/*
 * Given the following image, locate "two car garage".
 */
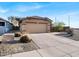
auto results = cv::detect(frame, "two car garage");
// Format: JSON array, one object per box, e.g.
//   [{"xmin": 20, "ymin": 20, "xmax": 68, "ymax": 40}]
[
  {"xmin": 20, "ymin": 16, "xmax": 52, "ymax": 33},
  {"xmin": 21, "ymin": 23, "xmax": 47, "ymax": 33}
]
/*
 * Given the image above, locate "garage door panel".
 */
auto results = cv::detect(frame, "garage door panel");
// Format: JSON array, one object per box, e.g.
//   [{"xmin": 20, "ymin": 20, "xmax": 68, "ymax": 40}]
[{"xmin": 21, "ymin": 23, "xmax": 47, "ymax": 33}]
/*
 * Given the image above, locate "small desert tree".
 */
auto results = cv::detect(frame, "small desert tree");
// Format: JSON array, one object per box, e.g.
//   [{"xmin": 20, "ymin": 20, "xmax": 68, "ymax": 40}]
[
  {"xmin": 54, "ymin": 22, "xmax": 65, "ymax": 32},
  {"xmin": 8, "ymin": 16, "xmax": 21, "ymax": 30},
  {"xmin": 8, "ymin": 16, "xmax": 20, "ymax": 22}
]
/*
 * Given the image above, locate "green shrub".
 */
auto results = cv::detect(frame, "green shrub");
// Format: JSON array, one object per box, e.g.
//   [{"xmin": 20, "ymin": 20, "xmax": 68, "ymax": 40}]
[{"xmin": 19, "ymin": 35, "xmax": 32, "ymax": 43}]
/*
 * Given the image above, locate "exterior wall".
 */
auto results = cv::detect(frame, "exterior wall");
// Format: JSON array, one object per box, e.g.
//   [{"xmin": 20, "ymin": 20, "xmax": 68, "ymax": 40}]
[
  {"xmin": 0, "ymin": 20, "xmax": 12, "ymax": 35},
  {"xmin": 5, "ymin": 22, "xmax": 12, "ymax": 32},
  {"xmin": 0, "ymin": 20, "xmax": 6, "ymax": 35},
  {"xmin": 20, "ymin": 19, "xmax": 51, "ymax": 33}
]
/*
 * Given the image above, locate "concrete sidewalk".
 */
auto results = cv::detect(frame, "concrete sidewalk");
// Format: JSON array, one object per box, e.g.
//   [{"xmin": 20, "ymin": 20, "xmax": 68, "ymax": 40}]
[{"xmin": 5, "ymin": 33, "xmax": 79, "ymax": 57}]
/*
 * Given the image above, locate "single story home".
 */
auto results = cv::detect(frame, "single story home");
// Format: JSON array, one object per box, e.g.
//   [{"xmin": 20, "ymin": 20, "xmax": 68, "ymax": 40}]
[
  {"xmin": 19, "ymin": 16, "xmax": 52, "ymax": 33},
  {"xmin": 0, "ymin": 18, "xmax": 13, "ymax": 35}
]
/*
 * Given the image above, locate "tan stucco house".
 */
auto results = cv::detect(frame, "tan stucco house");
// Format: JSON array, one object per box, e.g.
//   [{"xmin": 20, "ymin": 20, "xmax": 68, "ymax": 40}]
[{"xmin": 19, "ymin": 16, "xmax": 52, "ymax": 33}]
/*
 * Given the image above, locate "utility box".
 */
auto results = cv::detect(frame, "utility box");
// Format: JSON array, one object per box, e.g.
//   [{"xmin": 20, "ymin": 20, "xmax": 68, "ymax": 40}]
[{"xmin": 73, "ymin": 29, "xmax": 79, "ymax": 41}]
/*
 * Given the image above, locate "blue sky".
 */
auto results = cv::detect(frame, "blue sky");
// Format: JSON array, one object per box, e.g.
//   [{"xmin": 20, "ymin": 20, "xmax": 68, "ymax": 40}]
[{"xmin": 0, "ymin": 2, "xmax": 79, "ymax": 28}]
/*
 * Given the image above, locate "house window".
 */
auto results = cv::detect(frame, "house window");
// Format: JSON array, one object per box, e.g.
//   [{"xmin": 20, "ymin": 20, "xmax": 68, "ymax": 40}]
[{"xmin": 0, "ymin": 22, "xmax": 5, "ymax": 26}]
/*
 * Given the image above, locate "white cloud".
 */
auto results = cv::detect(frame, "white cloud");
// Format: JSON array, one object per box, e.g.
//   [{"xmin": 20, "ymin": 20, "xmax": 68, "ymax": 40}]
[
  {"xmin": 16, "ymin": 4, "xmax": 43, "ymax": 12},
  {"xmin": 14, "ymin": 3, "xmax": 54, "ymax": 13},
  {"xmin": 15, "ymin": 3, "xmax": 53, "ymax": 12},
  {"xmin": 0, "ymin": 7, "xmax": 8, "ymax": 13},
  {"xmin": 0, "ymin": 9, "xmax": 8, "ymax": 13}
]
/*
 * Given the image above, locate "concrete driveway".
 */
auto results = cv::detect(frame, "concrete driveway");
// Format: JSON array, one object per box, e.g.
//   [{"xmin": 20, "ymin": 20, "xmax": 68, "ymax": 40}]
[
  {"xmin": 5, "ymin": 33, "xmax": 79, "ymax": 57},
  {"xmin": 29, "ymin": 33, "xmax": 79, "ymax": 57}
]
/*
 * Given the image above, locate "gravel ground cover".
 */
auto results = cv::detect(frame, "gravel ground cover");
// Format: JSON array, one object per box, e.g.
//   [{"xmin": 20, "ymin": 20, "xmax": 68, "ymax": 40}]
[{"xmin": 0, "ymin": 41, "xmax": 39, "ymax": 56}]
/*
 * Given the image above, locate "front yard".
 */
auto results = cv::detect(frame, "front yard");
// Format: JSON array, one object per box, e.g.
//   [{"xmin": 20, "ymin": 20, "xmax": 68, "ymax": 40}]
[
  {"xmin": 0, "ymin": 33, "xmax": 39, "ymax": 56},
  {"xmin": 1, "ymin": 32, "xmax": 79, "ymax": 57},
  {"xmin": 0, "ymin": 41, "xmax": 39, "ymax": 56}
]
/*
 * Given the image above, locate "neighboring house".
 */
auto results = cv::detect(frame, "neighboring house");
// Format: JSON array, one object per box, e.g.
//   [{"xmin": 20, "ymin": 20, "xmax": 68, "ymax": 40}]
[
  {"xmin": 19, "ymin": 16, "xmax": 52, "ymax": 33},
  {"xmin": 0, "ymin": 18, "xmax": 13, "ymax": 35}
]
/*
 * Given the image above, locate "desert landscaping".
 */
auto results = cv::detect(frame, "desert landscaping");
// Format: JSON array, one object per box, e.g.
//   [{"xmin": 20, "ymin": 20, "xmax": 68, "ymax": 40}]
[
  {"xmin": 0, "ymin": 16, "xmax": 77, "ymax": 57},
  {"xmin": 0, "ymin": 2, "xmax": 79, "ymax": 57}
]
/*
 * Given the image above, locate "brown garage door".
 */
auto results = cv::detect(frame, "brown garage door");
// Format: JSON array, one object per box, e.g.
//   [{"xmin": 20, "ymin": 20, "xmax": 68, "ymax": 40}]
[{"xmin": 21, "ymin": 23, "xmax": 47, "ymax": 33}]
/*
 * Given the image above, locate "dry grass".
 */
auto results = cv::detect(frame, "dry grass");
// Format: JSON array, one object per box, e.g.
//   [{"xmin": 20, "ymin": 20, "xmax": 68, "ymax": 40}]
[
  {"xmin": 0, "ymin": 33, "xmax": 37, "ymax": 56},
  {"xmin": 0, "ymin": 41, "xmax": 39, "ymax": 56}
]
